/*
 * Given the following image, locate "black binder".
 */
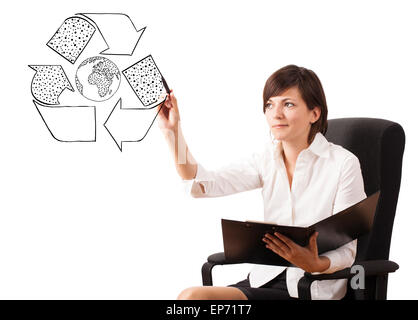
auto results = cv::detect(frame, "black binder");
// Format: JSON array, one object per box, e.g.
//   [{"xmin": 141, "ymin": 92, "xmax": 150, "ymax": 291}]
[{"xmin": 221, "ymin": 190, "xmax": 380, "ymax": 266}]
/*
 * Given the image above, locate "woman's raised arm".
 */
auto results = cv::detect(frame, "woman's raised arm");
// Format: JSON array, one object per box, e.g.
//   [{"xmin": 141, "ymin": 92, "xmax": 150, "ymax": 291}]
[{"xmin": 157, "ymin": 90, "xmax": 198, "ymax": 180}]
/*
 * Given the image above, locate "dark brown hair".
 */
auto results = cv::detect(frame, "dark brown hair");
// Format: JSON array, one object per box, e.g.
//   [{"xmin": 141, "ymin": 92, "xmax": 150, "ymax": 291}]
[{"xmin": 263, "ymin": 64, "xmax": 328, "ymax": 144}]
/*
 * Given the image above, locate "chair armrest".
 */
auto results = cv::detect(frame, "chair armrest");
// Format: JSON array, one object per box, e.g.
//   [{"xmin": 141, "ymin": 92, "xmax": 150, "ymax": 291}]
[
  {"xmin": 303, "ymin": 260, "xmax": 399, "ymax": 281},
  {"xmin": 202, "ymin": 252, "xmax": 246, "ymax": 286},
  {"xmin": 297, "ymin": 260, "xmax": 399, "ymax": 300},
  {"xmin": 207, "ymin": 252, "xmax": 247, "ymax": 265},
  {"xmin": 202, "ymin": 251, "xmax": 292, "ymax": 286},
  {"xmin": 206, "ymin": 252, "xmax": 228, "ymax": 265}
]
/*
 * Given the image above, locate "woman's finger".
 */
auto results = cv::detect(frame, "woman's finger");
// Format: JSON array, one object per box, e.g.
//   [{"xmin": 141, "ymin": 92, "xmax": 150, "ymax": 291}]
[
  {"xmin": 157, "ymin": 99, "xmax": 168, "ymax": 117},
  {"xmin": 309, "ymin": 232, "xmax": 318, "ymax": 243},
  {"xmin": 274, "ymin": 232, "xmax": 294, "ymax": 249},
  {"xmin": 264, "ymin": 240, "xmax": 287, "ymax": 258},
  {"xmin": 164, "ymin": 95, "xmax": 172, "ymax": 108},
  {"xmin": 264, "ymin": 233, "xmax": 285, "ymax": 248},
  {"xmin": 169, "ymin": 91, "xmax": 177, "ymax": 104},
  {"xmin": 265, "ymin": 233, "xmax": 290, "ymax": 251},
  {"xmin": 264, "ymin": 240, "xmax": 283, "ymax": 255},
  {"xmin": 171, "ymin": 93, "xmax": 177, "ymax": 103},
  {"xmin": 308, "ymin": 232, "xmax": 319, "ymax": 253},
  {"xmin": 263, "ymin": 235, "xmax": 289, "ymax": 254}
]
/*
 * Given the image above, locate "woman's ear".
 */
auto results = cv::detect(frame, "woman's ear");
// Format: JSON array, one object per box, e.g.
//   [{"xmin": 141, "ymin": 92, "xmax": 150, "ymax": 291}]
[{"xmin": 310, "ymin": 106, "xmax": 321, "ymax": 124}]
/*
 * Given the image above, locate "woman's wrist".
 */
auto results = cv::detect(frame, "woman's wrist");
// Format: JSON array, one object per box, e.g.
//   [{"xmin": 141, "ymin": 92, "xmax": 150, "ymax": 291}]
[{"xmin": 313, "ymin": 256, "xmax": 331, "ymax": 273}]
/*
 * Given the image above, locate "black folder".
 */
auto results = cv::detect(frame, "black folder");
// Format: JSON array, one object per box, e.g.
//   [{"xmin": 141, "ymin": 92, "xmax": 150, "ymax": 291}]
[{"xmin": 221, "ymin": 190, "xmax": 380, "ymax": 266}]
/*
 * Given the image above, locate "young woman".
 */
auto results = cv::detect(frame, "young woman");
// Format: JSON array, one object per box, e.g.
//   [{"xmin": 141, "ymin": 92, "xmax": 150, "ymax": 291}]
[{"xmin": 157, "ymin": 65, "xmax": 366, "ymax": 300}]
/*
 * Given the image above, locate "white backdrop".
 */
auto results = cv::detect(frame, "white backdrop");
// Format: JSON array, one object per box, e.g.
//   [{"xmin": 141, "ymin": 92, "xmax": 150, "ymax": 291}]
[{"xmin": 1, "ymin": 0, "xmax": 417, "ymax": 299}]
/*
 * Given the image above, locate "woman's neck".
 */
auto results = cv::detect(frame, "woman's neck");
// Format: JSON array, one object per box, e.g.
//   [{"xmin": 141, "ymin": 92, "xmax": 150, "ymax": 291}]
[{"xmin": 282, "ymin": 138, "xmax": 310, "ymax": 167}]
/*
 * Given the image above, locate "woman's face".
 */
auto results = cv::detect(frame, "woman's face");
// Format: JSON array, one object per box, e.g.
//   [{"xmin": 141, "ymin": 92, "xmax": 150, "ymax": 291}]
[{"xmin": 265, "ymin": 86, "xmax": 320, "ymax": 144}]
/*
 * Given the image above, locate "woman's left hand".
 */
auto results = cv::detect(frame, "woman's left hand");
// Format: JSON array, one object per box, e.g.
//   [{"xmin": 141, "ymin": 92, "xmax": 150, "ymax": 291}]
[{"xmin": 262, "ymin": 232, "xmax": 330, "ymax": 273}]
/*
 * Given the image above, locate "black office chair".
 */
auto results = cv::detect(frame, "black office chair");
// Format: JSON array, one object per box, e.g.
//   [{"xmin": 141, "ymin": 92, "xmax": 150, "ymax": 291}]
[{"xmin": 201, "ymin": 118, "xmax": 405, "ymax": 300}]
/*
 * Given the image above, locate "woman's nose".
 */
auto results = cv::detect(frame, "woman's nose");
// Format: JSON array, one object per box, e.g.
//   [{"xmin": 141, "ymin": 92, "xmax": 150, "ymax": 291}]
[{"xmin": 272, "ymin": 105, "xmax": 284, "ymax": 117}]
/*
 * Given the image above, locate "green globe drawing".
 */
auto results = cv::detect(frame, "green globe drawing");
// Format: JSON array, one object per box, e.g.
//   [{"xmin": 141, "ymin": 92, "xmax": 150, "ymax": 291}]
[{"xmin": 75, "ymin": 56, "xmax": 121, "ymax": 102}]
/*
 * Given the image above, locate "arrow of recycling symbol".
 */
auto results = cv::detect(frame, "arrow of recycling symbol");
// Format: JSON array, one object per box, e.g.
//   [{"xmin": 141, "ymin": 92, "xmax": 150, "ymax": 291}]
[
  {"xmin": 103, "ymin": 54, "xmax": 170, "ymax": 151},
  {"xmin": 30, "ymin": 64, "xmax": 96, "ymax": 142},
  {"xmin": 104, "ymin": 96, "xmax": 166, "ymax": 152},
  {"xmin": 78, "ymin": 13, "xmax": 146, "ymax": 56}
]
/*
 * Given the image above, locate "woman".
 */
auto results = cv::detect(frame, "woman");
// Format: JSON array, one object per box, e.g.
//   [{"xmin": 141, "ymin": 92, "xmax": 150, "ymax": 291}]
[{"xmin": 157, "ymin": 65, "xmax": 366, "ymax": 300}]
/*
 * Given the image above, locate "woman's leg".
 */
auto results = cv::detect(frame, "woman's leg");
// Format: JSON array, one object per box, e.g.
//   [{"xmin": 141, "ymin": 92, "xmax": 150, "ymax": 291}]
[{"xmin": 177, "ymin": 286, "xmax": 248, "ymax": 300}]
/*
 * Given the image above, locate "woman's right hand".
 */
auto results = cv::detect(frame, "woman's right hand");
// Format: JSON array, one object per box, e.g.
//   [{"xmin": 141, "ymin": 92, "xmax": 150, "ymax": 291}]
[{"xmin": 157, "ymin": 90, "xmax": 181, "ymax": 132}]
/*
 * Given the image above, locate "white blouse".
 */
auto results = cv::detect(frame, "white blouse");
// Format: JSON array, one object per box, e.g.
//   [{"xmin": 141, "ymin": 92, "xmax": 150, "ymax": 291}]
[{"xmin": 182, "ymin": 132, "xmax": 367, "ymax": 300}]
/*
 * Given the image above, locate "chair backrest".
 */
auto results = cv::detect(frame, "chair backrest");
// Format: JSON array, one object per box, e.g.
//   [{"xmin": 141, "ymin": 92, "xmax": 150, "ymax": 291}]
[{"xmin": 325, "ymin": 118, "xmax": 405, "ymax": 262}]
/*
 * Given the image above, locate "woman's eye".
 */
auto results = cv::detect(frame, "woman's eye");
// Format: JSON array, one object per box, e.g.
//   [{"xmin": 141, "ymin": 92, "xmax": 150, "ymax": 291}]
[{"xmin": 265, "ymin": 102, "xmax": 294, "ymax": 109}]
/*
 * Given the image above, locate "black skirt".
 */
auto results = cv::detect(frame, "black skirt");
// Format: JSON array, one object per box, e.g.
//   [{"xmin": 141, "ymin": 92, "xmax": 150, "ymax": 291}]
[{"xmin": 228, "ymin": 269, "xmax": 297, "ymax": 300}]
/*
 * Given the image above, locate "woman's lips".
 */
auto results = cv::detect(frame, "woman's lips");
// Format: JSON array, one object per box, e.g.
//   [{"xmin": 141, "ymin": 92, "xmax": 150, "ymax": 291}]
[{"xmin": 272, "ymin": 125, "xmax": 288, "ymax": 128}]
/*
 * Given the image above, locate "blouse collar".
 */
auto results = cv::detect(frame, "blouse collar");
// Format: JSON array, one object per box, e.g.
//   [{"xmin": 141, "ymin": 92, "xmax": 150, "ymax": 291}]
[{"xmin": 271, "ymin": 132, "xmax": 331, "ymax": 160}]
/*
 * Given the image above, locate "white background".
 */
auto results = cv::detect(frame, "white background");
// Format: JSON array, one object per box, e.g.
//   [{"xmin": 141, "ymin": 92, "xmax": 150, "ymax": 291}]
[{"xmin": 1, "ymin": 0, "xmax": 417, "ymax": 299}]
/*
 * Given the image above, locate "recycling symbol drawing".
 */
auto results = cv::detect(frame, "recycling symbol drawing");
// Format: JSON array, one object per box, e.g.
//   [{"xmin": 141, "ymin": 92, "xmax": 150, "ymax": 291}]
[{"xmin": 29, "ymin": 13, "xmax": 169, "ymax": 151}]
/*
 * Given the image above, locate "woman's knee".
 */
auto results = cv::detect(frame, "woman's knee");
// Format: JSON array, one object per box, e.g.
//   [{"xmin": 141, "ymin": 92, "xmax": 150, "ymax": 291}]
[
  {"xmin": 177, "ymin": 286, "xmax": 247, "ymax": 300},
  {"xmin": 177, "ymin": 286, "xmax": 208, "ymax": 300}
]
